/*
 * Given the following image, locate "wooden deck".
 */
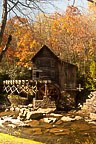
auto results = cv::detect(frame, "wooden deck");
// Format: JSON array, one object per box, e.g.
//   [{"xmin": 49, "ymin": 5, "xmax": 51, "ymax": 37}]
[
  {"xmin": 3, "ymin": 80, "xmax": 51, "ymax": 95},
  {"xmin": 3, "ymin": 80, "xmax": 82, "ymax": 96}
]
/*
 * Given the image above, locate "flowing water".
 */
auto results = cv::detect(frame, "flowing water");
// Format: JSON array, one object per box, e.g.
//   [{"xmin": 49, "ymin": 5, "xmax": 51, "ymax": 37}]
[{"xmin": 0, "ymin": 111, "xmax": 96, "ymax": 144}]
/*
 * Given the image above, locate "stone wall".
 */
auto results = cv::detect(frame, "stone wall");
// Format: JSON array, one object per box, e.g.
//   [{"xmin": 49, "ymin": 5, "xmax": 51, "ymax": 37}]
[
  {"xmin": 33, "ymin": 96, "xmax": 56, "ymax": 109},
  {"xmin": 81, "ymin": 91, "xmax": 96, "ymax": 114},
  {"xmin": 57, "ymin": 91, "xmax": 76, "ymax": 110}
]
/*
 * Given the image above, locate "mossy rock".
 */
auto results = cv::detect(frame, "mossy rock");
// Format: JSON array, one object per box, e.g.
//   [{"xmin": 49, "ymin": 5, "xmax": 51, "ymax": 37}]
[{"xmin": 8, "ymin": 94, "xmax": 28, "ymax": 106}]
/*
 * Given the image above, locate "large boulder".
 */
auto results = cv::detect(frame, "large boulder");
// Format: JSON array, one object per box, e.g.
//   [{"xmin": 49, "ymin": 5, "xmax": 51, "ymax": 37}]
[
  {"xmin": 37, "ymin": 108, "xmax": 56, "ymax": 114},
  {"xmin": 26, "ymin": 108, "xmax": 56, "ymax": 120},
  {"xmin": 26, "ymin": 111, "xmax": 43, "ymax": 120},
  {"xmin": 74, "ymin": 116, "xmax": 82, "ymax": 121},
  {"xmin": 90, "ymin": 113, "xmax": 96, "ymax": 121},
  {"xmin": 8, "ymin": 95, "xmax": 28, "ymax": 106},
  {"xmin": 61, "ymin": 116, "xmax": 74, "ymax": 122}
]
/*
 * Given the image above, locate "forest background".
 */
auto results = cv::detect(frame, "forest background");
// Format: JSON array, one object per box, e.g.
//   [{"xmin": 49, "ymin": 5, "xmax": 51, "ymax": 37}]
[{"xmin": 0, "ymin": 0, "xmax": 96, "ymax": 91}]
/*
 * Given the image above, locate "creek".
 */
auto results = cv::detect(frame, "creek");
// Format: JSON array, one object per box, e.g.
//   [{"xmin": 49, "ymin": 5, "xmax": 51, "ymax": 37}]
[{"xmin": 0, "ymin": 110, "xmax": 96, "ymax": 144}]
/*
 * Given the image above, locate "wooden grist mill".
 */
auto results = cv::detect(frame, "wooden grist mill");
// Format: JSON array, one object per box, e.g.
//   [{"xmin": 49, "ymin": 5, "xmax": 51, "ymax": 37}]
[{"xmin": 3, "ymin": 45, "xmax": 80, "ymax": 109}]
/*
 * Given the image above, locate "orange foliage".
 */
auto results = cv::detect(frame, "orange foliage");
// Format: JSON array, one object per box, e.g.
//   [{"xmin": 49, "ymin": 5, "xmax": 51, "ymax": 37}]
[
  {"xmin": 4, "ymin": 10, "xmax": 96, "ymax": 69},
  {"xmin": 66, "ymin": 5, "xmax": 81, "ymax": 16},
  {"xmin": 4, "ymin": 16, "xmax": 40, "ymax": 67},
  {"xmin": 47, "ymin": 8, "xmax": 96, "ymax": 64}
]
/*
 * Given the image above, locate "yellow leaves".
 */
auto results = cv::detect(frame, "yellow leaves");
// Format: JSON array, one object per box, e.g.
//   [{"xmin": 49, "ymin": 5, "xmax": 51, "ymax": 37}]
[
  {"xmin": 67, "ymin": 28, "xmax": 70, "ymax": 33},
  {"xmin": 89, "ymin": 39, "xmax": 93, "ymax": 48},
  {"xmin": 30, "ymin": 40, "xmax": 37, "ymax": 49},
  {"xmin": 5, "ymin": 13, "xmax": 95, "ymax": 68},
  {"xmin": 88, "ymin": 0, "xmax": 96, "ymax": 18},
  {"xmin": 15, "ymin": 27, "xmax": 39, "ymax": 67},
  {"xmin": 52, "ymin": 13, "xmax": 80, "ymax": 36},
  {"xmin": 52, "ymin": 21, "xmax": 59, "ymax": 31}
]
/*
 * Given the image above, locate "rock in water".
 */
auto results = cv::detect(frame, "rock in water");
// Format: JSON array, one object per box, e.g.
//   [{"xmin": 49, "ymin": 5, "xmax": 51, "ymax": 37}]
[
  {"xmin": 90, "ymin": 113, "xmax": 96, "ymax": 121},
  {"xmin": 43, "ymin": 117, "xmax": 57, "ymax": 123},
  {"xmin": 61, "ymin": 116, "xmax": 74, "ymax": 122},
  {"xmin": 74, "ymin": 116, "xmax": 82, "ymax": 121},
  {"xmin": 26, "ymin": 111, "xmax": 43, "ymax": 120},
  {"xmin": 37, "ymin": 108, "xmax": 56, "ymax": 114}
]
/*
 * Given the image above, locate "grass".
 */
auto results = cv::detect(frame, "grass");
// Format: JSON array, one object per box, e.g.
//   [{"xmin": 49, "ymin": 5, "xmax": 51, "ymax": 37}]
[{"xmin": 0, "ymin": 133, "xmax": 44, "ymax": 144}]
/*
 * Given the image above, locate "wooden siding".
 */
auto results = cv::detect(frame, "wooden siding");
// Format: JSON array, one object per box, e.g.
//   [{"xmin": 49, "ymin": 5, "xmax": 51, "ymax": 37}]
[
  {"xmin": 58, "ymin": 61, "xmax": 77, "ymax": 90},
  {"xmin": 32, "ymin": 45, "xmax": 78, "ymax": 90},
  {"xmin": 32, "ymin": 46, "xmax": 59, "ymax": 83}
]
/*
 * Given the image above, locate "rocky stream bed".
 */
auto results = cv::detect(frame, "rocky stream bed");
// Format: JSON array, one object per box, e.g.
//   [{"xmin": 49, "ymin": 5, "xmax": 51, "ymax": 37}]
[{"xmin": 0, "ymin": 91, "xmax": 96, "ymax": 144}]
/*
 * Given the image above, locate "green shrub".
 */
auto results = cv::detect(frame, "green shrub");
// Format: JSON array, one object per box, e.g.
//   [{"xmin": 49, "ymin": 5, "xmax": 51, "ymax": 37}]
[{"xmin": 85, "ymin": 61, "xmax": 96, "ymax": 90}]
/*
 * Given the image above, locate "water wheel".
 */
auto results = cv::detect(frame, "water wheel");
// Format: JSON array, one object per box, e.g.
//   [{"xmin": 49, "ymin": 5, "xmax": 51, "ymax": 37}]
[
  {"xmin": 37, "ymin": 83, "xmax": 60, "ymax": 102},
  {"xmin": 37, "ymin": 83, "xmax": 45, "ymax": 100}
]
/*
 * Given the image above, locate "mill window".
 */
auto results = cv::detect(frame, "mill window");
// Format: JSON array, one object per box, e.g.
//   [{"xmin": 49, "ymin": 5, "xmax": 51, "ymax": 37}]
[{"xmin": 36, "ymin": 72, "xmax": 39, "ymax": 78}]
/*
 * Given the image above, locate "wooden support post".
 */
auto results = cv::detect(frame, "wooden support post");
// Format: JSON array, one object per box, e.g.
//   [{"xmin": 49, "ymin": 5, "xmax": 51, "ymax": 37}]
[
  {"xmin": 44, "ymin": 80, "xmax": 47, "ymax": 97},
  {"xmin": 77, "ymin": 84, "xmax": 84, "ymax": 92},
  {"xmin": 35, "ymin": 81, "xmax": 38, "ymax": 99}
]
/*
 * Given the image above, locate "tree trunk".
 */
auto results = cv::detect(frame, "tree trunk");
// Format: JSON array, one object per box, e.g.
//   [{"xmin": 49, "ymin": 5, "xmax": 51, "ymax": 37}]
[
  {"xmin": 0, "ymin": 0, "xmax": 12, "ymax": 62},
  {"xmin": 0, "ymin": 35, "xmax": 12, "ymax": 62},
  {"xmin": 0, "ymin": 0, "xmax": 7, "ymax": 46}
]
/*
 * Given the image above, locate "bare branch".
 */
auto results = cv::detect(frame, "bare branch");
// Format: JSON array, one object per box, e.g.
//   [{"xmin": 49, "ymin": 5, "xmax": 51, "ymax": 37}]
[
  {"xmin": 7, "ymin": 1, "xmax": 19, "ymax": 13},
  {"xmin": 73, "ymin": 0, "xmax": 76, "ymax": 6},
  {"xmin": 15, "ymin": 5, "xmax": 33, "ymax": 21},
  {"xmin": 33, "ymin": 1, "xmax": 45, "ymax": 13},
  {"xmin": 87, "ymin": 0, "xmax": 96, "ymax": 5}
]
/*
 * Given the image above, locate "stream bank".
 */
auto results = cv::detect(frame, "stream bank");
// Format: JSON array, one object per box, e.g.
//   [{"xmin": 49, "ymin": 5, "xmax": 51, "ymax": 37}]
[
  {"xmin": 0, "ymin": 91, "xmax": 96, "ymax": 144},
  {"xmin": 0, "ymin": 107, "xmax": 96, "ymax": 144}
]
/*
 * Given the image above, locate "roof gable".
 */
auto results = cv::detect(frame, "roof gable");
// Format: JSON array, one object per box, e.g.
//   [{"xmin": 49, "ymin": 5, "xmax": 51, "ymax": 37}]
[
  {"xmin": 31, "ymin": 45, "xmax": 78, "ymax": 69},
  {"xmin": 32, "ymin": 45, "xmax": 59, "ymax": 62}
]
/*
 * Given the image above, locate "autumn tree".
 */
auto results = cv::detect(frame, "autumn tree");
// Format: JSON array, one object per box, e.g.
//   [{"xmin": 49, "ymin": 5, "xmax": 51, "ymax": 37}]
[
  {"xmin": 2, "ymin": 3, "xmax": 95, "ymax": 85},
  {"xmin": 11, "ymin": 5, "xmax": 95, "ymax": 72},
  {"xmin": 11, "ymin": 14, "xmax": 54, "ymax": 67},
  {"xmin": 0, "ymin": 0, "xmax": 58, "ymax": 63},
  {"xmin": 0, "ymin": 0, "xmax": 61, "ymax": 80}
]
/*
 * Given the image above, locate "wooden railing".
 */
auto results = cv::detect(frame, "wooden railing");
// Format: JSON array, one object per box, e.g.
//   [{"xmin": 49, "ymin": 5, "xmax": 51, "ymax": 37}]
[
  {"xmin": 3, "ymin": 80, "xmax": 83, "ymax": 95},
  {"xmin": 3, "ymin": 80, "xmax": 51, "ymax": 94},
  {"xmin": 3, "ymin": 80, "xmax": 37, "ymax": 94}
]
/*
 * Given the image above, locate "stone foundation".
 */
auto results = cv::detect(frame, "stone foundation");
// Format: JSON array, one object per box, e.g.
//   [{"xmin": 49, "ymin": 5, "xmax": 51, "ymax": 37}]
[
  {"xmin": 57, "ymin": 91, "xmax": 76, "ymax": 110},
  {"xmin": 33, "ymin": 96, "xmax": 56, "ymax": 109}
]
